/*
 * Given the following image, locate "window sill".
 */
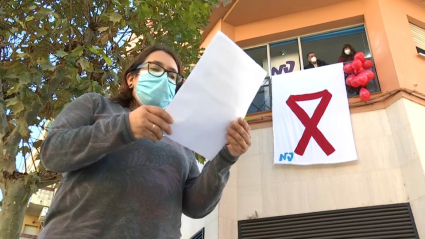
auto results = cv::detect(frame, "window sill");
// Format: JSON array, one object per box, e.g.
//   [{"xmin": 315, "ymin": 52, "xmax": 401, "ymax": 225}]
[{"xmin": 417, "ymin": 52, "xmax": 425, "ymax": 59}]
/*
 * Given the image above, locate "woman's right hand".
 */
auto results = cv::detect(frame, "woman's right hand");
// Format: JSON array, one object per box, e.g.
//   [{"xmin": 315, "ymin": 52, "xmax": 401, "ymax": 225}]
[{"xmin": 128, "ymin": 105, "xmax": 173, "ymax": 141}]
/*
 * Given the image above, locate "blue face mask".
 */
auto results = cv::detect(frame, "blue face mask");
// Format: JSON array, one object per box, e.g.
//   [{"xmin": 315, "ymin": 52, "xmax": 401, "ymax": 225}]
[{"xmin": 135, "ymin": 71, "xmax": 176, "ymax": 109}]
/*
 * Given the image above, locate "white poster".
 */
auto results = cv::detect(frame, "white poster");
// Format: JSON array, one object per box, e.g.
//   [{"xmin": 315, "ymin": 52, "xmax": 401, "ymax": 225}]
[{"xmin": 272, "ymin": 63, "xmax": 357, "ymax": 165}]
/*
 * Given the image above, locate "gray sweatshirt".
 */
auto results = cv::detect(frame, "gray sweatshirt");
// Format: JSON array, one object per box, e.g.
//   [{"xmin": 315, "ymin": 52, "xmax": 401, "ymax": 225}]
[{"xmin": 39, "ymin": 93, "xmax": 237, "ymax": 239}]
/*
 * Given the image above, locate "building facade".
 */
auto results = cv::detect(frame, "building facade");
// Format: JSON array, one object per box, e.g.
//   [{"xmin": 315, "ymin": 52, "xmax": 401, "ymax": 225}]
[
  {"xmin": 182, "ymin": 0, "xmax": 425, "ymax": 238},
  {"xmin": 19, "ymin": 121, "xmax": 55, "ymax": 239}
]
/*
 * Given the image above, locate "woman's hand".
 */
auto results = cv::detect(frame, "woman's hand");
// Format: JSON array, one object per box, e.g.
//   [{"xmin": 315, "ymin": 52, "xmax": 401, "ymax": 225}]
[
  {"xmin": 226, "ymin": 117, "xmax": 252, "ymax": 157},
  {"xmin": 129, "ymin": 105, "xmax": 173, "ymax": 141}
]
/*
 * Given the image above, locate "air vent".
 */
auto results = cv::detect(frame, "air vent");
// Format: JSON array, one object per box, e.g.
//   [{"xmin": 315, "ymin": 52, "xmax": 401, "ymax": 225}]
[
  {"xmin": 238, "ymin": 203, "xmax": 419, "ymax": 239},
  {"xmin": 190, "ymin": 228, "xmax": 205, "ymax": 239}
]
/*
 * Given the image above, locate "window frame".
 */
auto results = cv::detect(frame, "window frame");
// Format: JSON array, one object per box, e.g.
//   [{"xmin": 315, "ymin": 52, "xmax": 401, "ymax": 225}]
[
  {"xmin": 243, "ymin": 23, "xmax": 371, "ymax": 73},
  {"xmin": 243, "ymin": 24, "xmax": 378, "ymax": 115}
]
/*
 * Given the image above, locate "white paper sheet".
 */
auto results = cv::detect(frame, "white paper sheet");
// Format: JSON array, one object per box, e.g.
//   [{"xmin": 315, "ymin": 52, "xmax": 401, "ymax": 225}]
[{"xmin": 165, "ymin": 31, "xmax": 267, "ymax": 159}]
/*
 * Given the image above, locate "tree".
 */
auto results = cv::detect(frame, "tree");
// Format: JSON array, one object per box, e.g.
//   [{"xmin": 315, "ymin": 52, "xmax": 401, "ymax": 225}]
[{"xmin": 0, "ymin": 0, "xmax": 222, "ymax": 238}]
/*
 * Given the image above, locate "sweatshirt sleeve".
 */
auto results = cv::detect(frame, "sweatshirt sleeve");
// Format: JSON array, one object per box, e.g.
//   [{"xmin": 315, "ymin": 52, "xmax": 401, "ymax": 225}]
[
  {"xmin": 182, "ymin": 146, "xmax": 238, "ymax": 219},
  {"xmin": 40, "ymin": 93, "xmax": 136, "ymax": 173}
]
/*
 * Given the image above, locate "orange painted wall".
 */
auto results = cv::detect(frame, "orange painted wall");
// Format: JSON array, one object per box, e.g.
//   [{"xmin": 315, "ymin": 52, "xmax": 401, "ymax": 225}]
[
  {"xmin": 201, "ymin": 0, "xmax": 425, "ymax": 102},
  {"xmin": 234, "ymin": 0, "xmax": 364, "ymax": 46},
  {"xmin": 376, "ymin": 0, "xmax": 425, "ymax": 93},
  {"xmin": 200, "ymin": 20, "xmax": 235, "ymax": 50},
  {"xmin": 362, "ymin": 0, "xmax": 400, "ymax": 93}
]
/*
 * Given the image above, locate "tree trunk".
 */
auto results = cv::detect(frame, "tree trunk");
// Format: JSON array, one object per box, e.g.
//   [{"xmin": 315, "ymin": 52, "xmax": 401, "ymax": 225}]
[{"xmin": 0, "ymin": 177, "xmax": 32, "ymax": 239}]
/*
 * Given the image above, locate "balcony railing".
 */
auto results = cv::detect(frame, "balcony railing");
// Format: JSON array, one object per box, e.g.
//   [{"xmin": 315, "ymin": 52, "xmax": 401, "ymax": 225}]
[
  {"xmin": 247, "ymin": 76, "xmax": 272, "ymax": 114},
  {"xmin": 247, "ymin": 59, "xmax": 381, "ymax": 114},
  {"xmin": 20, "ymin": 234, "xmax": 37, "ymax": 239}
]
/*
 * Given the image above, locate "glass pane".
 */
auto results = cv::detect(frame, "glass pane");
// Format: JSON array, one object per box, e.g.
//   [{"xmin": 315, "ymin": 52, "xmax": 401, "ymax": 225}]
[
  {"xmin": 245, "ymin": 46, "xmax": 271, "ymax": 114},
  {"xmin": 269, "ymin": 39, "xmax": 300, "ymax": 76},
  {"xmin": 244, "ymin": 46, "xmax": 269, "ymax": 75}
]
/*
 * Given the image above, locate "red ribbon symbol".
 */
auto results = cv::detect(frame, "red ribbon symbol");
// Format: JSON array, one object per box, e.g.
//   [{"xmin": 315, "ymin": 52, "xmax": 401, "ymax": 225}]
[{"xmin": 286, "ymin": 90, "xmax": 335, "ymax": 156}]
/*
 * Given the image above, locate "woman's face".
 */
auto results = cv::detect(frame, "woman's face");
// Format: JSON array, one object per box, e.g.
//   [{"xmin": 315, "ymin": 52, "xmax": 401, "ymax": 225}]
[
  {"xmin": 127, "ymin": 51, "xmax": 179, "ymax": 105},
  {"xmin": 344, "ymin": 47, "xmax": 351, "ymax": 55}
]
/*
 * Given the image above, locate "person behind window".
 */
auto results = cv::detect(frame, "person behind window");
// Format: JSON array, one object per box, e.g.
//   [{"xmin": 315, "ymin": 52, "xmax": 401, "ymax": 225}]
[
  {"xmin": 338, "ymin": 44, "xmax": 357, "ymax": 62},
  {"xmin": 304, "ymin": 52, "xmax": 328, "ymax": 69}
]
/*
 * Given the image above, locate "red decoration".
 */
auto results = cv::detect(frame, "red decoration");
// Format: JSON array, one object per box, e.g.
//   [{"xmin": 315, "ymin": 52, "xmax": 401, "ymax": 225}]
[
  {"xmin": 363, "ymin": 70, "xmax": 375, "ymax": 81},
  {"xmin": 362, "ymin": 60, "xmax": 374, "ymax": 69},
  {"xmin": 351, "ymin": 77, "xmax": 360, "ymax": 87},
  {"xmin": 286, "ymin": 90, "xmax": 335, "ymax": 156},
  {"xmin": 359, "ymin": 88, "xmax": 371, "ymax": 101},
  {"xmin": 352, "ymin": 59, "xmax": 362, "ymax": 70},
  {"xmin": 343, "ymin": 63, "xmax": 354, "ymax": 74},
  {"xmin": 354, "ymin": 67, "xmax": 365, "ymax": 76},
  {"xmin": 346, "ymin": 74, "xmax": 355, "ymax": 87},
  {"xmin": 354, "ymin": 52, "xmax": 365, "ymax": 62},
  {"xmin": 356, "ymin": 74, "xmax": 368, "ymax": 87}
]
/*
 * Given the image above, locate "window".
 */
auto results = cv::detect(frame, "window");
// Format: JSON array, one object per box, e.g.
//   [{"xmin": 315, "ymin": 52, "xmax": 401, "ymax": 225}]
[
  {"xmin": 300, "ymin": 26, "xmax": 371, "ymax": 66},
  {"xmin": 245, "ymin": 46, "xmax": 272, "ymax": 114},
  {"xmin": 244, "ymin": 25, "xmax": 380, "ymax": 114},
  {"xmin": 245, "ymin": 46, "xmax": 268, "ymax": 74},
  {"xmin": 269, "ymin": 39, "xmax": 301, "ymax": 76},
  {"xmin": 20, "ymin": 225, "xmax": 38, "ymax": 239},
  {"xmin": 409, "ymin": 22, "xmax": 425, "ymax": 56},
  {"xmin": 23, "ymin": 225, "xmax": 38, "ymax": 235}
]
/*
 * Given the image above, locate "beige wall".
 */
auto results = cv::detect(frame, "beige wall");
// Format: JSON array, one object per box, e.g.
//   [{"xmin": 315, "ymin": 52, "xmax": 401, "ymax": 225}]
[{"xmin": 215, "ymin": 99, "xmax": 425, "ymax": 238}]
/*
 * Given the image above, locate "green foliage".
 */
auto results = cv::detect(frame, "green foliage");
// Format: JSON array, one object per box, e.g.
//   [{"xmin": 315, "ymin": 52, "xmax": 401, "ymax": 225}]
[
  {"xmin": 195, "ymin": 152, "xmax": 206, "ymax": 165},
  {"xmin": 0, "ymin": 0, "xmax": 218, "ymax": 164}
]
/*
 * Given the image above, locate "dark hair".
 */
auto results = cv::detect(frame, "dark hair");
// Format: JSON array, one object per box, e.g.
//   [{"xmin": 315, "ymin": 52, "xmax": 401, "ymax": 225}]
[
  {"xmin": 340, "ymin": 44, "xmax": 357, "ymax": 62},
  {"xmin": 111, "ymin": 45, "xmax": 183, "ymax": 108},
  {"xmin": 306, "ymin": 52, "xmax": 315, "ymax": 58}
]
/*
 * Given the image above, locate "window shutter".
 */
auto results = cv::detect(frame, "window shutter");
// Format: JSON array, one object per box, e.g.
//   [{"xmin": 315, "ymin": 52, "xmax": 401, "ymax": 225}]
[
  {"xmin": 410, "ymin": 22, "xmax": 425, "ymax": 51},
  {"xmin": 238, "ymin": 203, "xmax": 419, "ymax": 239},
  {"xmin": 190, "ymin": 228, "xmax": 205, "ymax": 239}
]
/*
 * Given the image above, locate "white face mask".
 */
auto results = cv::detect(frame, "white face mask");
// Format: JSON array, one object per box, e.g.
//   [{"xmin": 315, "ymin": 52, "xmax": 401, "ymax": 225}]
[
  {"xmin": 344, "ymin": 49, "xmax": 351, "ymax": 55},
  {"xmin": 310, "ymin": 57, "xmax": 317, "ymax": 63}
]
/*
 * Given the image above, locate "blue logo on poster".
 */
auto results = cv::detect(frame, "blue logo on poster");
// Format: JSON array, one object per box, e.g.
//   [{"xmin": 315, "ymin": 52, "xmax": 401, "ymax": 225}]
[
  {"xmin": 279, "ymin": 152, "xmax": 294, "ymax": 162},
  {"xmin": 271, "ymin": 61, "xmax": 295, "ymax": 76}
]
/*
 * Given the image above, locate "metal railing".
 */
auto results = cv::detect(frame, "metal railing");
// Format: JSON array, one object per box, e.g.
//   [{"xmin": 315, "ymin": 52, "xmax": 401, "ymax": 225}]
[
  {"xmin": 247, "ymin": 59, "xmax": 381, "ymax": 114},
  {"xmin": 20, "ymin": 234, "xmax": 37, "ymax": 239},
  {"xmin": 247, "ymin": 76, "xmax": 272, "ymax": 114}
]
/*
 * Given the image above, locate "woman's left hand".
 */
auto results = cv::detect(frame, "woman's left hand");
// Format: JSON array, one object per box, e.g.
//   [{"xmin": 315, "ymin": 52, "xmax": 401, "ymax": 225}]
[{"xmin": 226, "ymin": 117, "xmax": 252, "ymax": 157}]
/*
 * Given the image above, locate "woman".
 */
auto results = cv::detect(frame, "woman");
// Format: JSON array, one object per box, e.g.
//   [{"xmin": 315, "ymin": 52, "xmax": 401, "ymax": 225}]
[
  {"xmin": 338, "ymin": 44, "xmax": 357, "ymax": 62},
  {"xmin": 39, "ymin": 45, "xmax": 251, "ymax": 238}
]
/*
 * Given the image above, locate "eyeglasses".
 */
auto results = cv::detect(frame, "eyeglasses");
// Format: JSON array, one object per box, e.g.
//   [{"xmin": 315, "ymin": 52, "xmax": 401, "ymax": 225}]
[{"xmin": 136, "ymin": 62, "xmax": 184, "ymax": 85}]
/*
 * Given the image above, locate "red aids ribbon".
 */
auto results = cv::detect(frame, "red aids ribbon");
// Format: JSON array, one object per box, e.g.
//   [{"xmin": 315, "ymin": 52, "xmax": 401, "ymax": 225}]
[{"xmin": 286, "ymin": 90, "xmax": 335, "ymax": 156}]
